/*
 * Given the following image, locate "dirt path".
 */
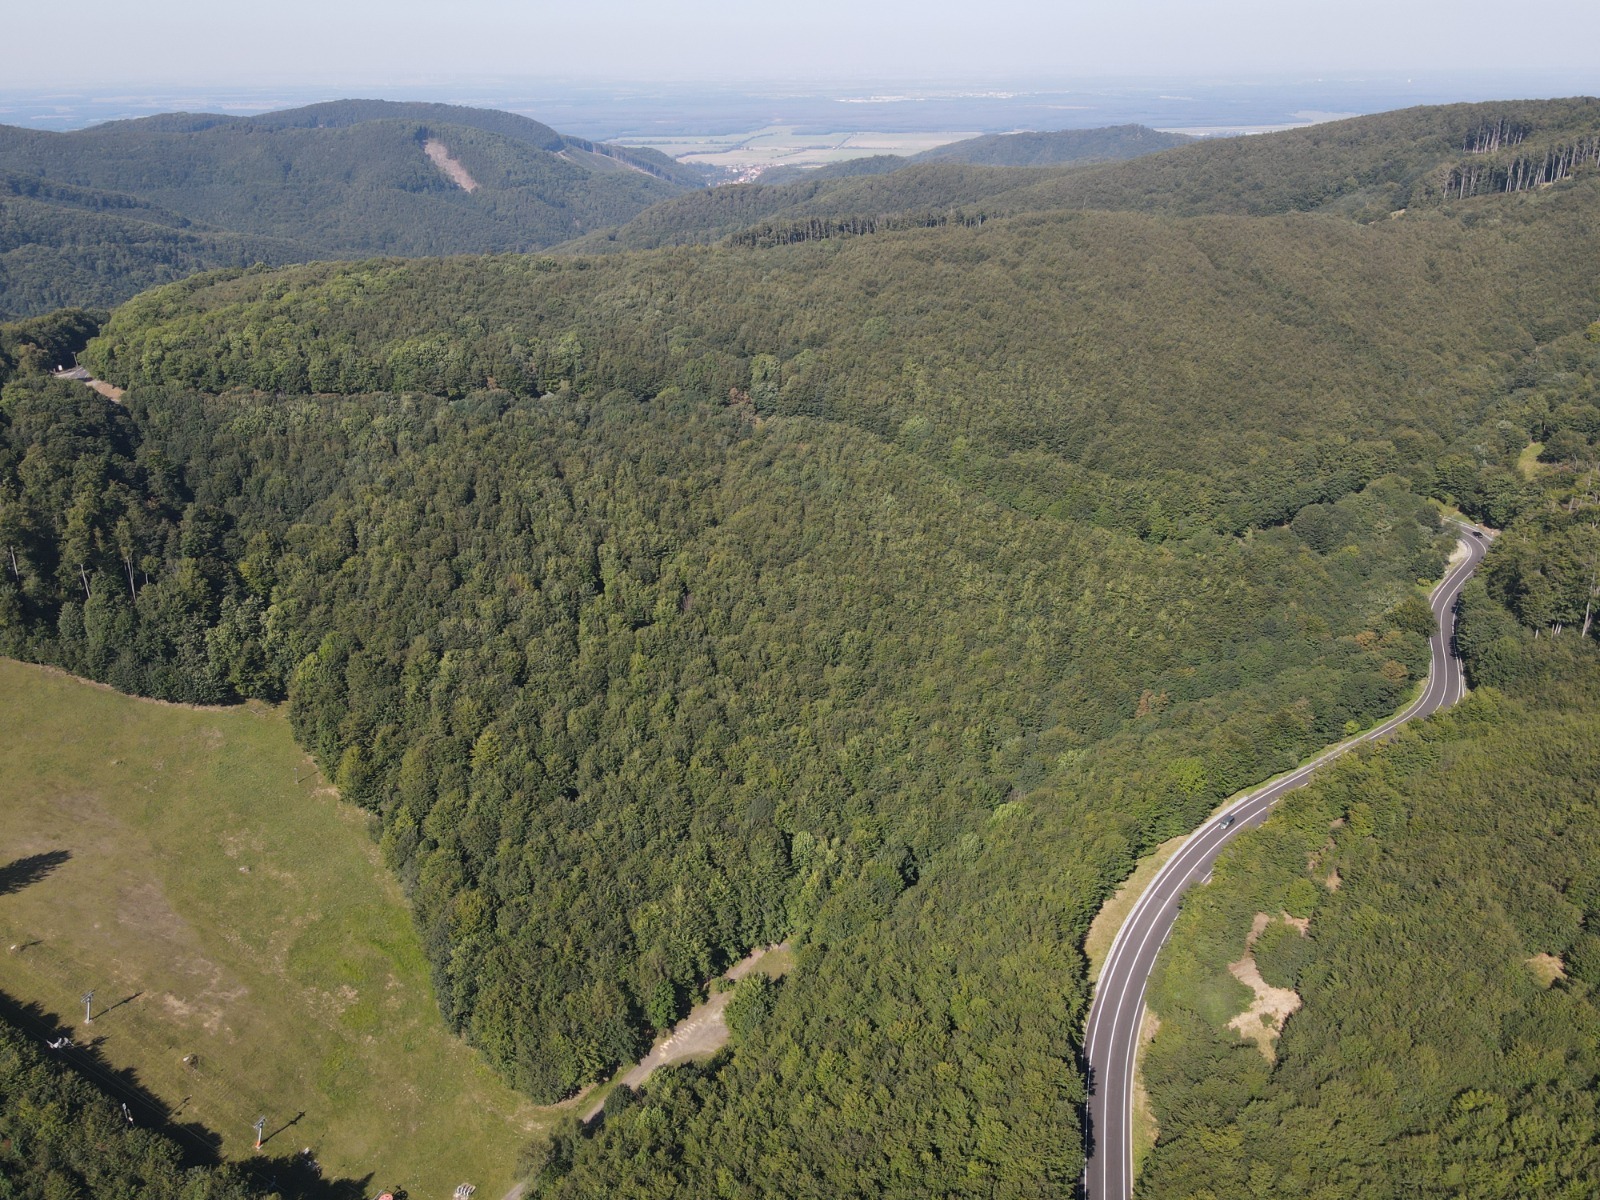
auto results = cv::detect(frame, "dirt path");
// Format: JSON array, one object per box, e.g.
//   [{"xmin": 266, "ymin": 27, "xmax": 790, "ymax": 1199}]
[
  {"xmin": 53, "ymin": 367, "xmax": 124, "ymax": 402},
  {"xmin": 578, "ymin": 942, "xmax": 790, "ymax": 1122},
  {"xmin": 424, "ymin": 139, "xmax": 479, "ymax": 192},
  {"xmin": 499, "ymin": 947, "xmax": 793, "ymax": 1198},
  {"xmin": 588, "ymin": 146, "xmax": 658, "ymax": 178}
]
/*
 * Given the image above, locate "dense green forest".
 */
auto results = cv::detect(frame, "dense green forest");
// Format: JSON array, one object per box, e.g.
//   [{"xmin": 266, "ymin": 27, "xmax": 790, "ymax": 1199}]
[
  {"xmin": 1137, "ymin": 359, "xmax": 1600, "ymax": 1197},
  {"xmin": 2, "ymin": 97, "xmax": 1599, "ymax": 1195},
  {"xmin": 0, "ymin": 100, "xmax": 704, "ymax": 317},
  {"xmin": 1136, "ymin": 660, "xmax": 1600, "ymax": 1199},
  {"xmin": 0, "ymin": 174, "xmax": 314, "ymax": 317},
  {"xmin": 0, "ymin": 352, "xmax": 1455, "ymax": 1101},
  {"xmin": 84, "ymin": 169, "xmax": 1600, "ymax": 539}
]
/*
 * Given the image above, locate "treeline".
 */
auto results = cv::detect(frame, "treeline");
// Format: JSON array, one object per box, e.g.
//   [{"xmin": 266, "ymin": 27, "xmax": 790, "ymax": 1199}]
[
  {"xmin": 727, "ymin": 209, "xmax": 993, "ymax": 249},
  {"xmin": 0, "ymin": 993, "xmax": 297, "ymax": 1199},
  {"xmin": 1435, "ymin": 135, "xmax": 1600, "ymax": 201},
  {"xmin": 563, "ymin": 164, "xmax": 1045, "ymax": 255}
]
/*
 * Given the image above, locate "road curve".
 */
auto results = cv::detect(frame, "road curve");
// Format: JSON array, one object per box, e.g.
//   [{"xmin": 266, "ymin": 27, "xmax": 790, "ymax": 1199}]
[{"xmin": 1081, "ymin": 524, "xmax": 1489, "ymax": 1200}]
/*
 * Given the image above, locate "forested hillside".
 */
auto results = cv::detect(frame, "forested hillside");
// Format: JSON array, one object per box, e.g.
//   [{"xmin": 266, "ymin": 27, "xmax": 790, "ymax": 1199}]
[
  {"xmin": 569, "ymin": 97, "xmax": 1600, "ymax": 253},
  {"xmin": 0, "ymin": 352, "xmax": 1456, "ymax": 1095},
  {"xmin": 1137, "ymin": 339, "xmax": 1600, "ymax": 1196},
  {"xmin": 984, "ymin": 95, "xmax": 1600, "ymax": 217},
  {"xmin": 561, "ymin": 162, "xmax": 1032, "ymax": 253},
  {"xmin": 89, "ymin": 173, "xmax": 1600, "ymax": 537},
  {"xmin": 2, "ymin": 98, "xmax": 1599, "ymax": 1196},
  {"xmin": 0, "ymin": 306, "xmax": 103, "ymax": 383},
  {"xmin": 0, "ymin": 100, "xmax": 704, "ymax": 317},
  {"xmin": 0, "ymin": 173, "xmax": 314, "ymax": 317},
  {"xmin": 1138, "ymin": 654, "xmax": 1600, "ymax": 1199}
]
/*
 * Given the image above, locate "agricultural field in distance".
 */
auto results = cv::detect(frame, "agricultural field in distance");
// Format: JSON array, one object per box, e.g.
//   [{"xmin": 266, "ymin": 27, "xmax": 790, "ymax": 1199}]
[
  {"xmin": 0, "ymin": 658, "xmax": 540, "ymax": 1198},
  {"xmin": 614, "ymin": 124, "xmax": 982, "ymax": 175}
]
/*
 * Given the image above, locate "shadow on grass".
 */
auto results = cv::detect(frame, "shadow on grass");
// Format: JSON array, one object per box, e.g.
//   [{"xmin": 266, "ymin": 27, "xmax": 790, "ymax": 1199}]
[
  {"xmin": 260, "ymin": 1108, "xmax": 306, "ymax": 1148},
  {"xmin": 0, "ymin": 848, "xmax": 70, "ymax": 895},
  {"xmin": 93, "ymin": 990, "xmax": 144, "ymax": 1020},
  {"xmin": 0, "ymin": 987, "xmax": 374, "ymax": 1199}
]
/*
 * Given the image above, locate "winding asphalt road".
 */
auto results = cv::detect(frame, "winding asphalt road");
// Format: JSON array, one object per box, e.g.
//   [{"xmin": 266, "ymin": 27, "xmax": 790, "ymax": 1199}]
[{"xmin": 1081, "ymin": 524, "xmax": 1490, "ymax": 1200}]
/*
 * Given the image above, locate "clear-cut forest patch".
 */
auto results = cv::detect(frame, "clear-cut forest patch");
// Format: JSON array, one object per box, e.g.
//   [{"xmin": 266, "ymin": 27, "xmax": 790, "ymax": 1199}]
[
  {"xmin": 1225, "ymin": 912, "xmax": 1306, "ymax": 1059},
  {"xmin": 425, "ymin": 138, "xmax": 480, "ymax": 192}
]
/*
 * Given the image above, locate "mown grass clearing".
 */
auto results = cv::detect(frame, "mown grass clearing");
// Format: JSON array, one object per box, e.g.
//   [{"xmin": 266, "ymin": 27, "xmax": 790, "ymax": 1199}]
[{"xmin": 0, "ymin": 659, "xmax": 540, "ymax": 1197}]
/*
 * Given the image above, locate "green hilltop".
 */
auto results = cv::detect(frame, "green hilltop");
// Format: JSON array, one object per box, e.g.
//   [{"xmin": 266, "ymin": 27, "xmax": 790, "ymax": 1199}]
[
  {"xmin": 0, "ymin": 99, "xmax": 707, "ymax": 318},
  {"xmin": 912, "ymin": 123, "xmax": 1194, "ymax": 166}
]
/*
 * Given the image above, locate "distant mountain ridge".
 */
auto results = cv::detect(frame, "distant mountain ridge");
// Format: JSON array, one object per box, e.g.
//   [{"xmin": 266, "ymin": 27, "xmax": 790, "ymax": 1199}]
[
  {"xmin": 566, "ymin": 97, "xmax": 1600, "ymax": 254},
  {"xmin": 913, "ymin": 123, "xmax": 1195, "ymax": 165},
  {"xmin": 89, "ymin": 99, "xmax": 707, "ymax": 187},
  {"xmin": 756, "ymin": 123, "xmax": 1194, "ymax": 185},
  {"xmin": 8, "ymin": 97, "xmax": 1599, "ymax": 318},
  {"xmin": 0, "ymin": 99, "xmax": 709, "ymax": 317}
]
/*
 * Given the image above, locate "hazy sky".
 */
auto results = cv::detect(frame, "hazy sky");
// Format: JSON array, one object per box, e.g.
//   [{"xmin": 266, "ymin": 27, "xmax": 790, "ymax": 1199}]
[{"xmin": 8, "ymin": 0, "xmax": 1599, "ymax": 87}]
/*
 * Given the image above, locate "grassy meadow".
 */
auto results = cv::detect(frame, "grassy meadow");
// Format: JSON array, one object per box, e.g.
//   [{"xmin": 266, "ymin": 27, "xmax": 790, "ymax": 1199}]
[{"xmin": 0, "ymin": 659, "xmax": 540, "ymax": 1198}]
